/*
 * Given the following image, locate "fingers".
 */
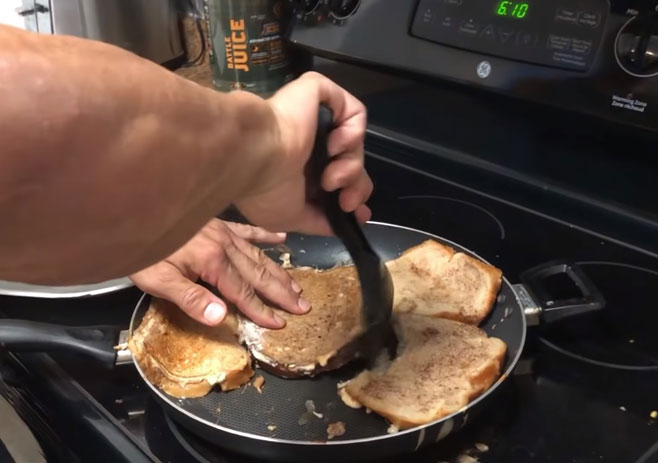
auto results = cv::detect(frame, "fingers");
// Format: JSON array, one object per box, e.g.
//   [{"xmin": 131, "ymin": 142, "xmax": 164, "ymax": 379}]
[
  {"xmin": 326, "ymin": 121, "xmax": 365, "ymax": 161},
  {"xmin": 223, "ymin": 221, "xmax": 287, "ymax": 244},
  {"xmin": 321, "ymin": 155, "xmax": 363, "ymax": 192},
  {"xmin": 321, "ymin": 155, "xmax": 373, "ymax": 212},
  {"xmin": 339, "ymin": 173, "xmax": 374, "ymax": 213},
  {"xmin": 226, "ymin": 235, "xmax": 311, "ymax": 315},
  {"xmin": 130, "ymin": 263, "xmax": 228, "ymax": 326},
  {"xmin": 211, "ymin": 259, "xmax": 287, "ymax": 329},
  {"xmin": 300, "ymin": 71, "xmax": 367, "ymax": 135},
  {"xmin": 354, "ymin": 204, "xmax": 372, "ymax": 223},
  {"xmin": 296, "ymin": 72, "xmax": 371, "ymax": 216}
]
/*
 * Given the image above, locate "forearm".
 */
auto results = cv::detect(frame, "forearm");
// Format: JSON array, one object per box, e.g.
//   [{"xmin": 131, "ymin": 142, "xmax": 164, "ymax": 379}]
[{"xmin": 0, "ymin": 26, "xmax": 279, "ymax": 284}]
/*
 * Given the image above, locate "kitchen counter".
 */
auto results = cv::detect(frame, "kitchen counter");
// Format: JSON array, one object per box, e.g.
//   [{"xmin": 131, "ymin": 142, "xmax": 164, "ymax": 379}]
[{"xmin": 174, "ymin": 15, "xmax": 213, "ymax": 89}]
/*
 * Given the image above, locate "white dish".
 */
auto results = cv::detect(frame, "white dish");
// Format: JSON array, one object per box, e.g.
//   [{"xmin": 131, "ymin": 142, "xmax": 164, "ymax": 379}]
[{"xmin": 0, "ymin": 278, "xmax": 133, "ymax": 298}]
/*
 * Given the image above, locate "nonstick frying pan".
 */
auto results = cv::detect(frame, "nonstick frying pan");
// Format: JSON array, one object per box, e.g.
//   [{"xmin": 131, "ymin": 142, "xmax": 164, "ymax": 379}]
[{"xmin": 0, "ymin": 222, "xmax": 605, "ymax": 462}]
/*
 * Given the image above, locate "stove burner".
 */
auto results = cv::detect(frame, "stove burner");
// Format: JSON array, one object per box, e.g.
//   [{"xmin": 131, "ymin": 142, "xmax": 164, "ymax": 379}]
[
  {"xmin": 385, "ymin": 195, "xmax": 505, "ymax": 264},
  {"xmin": 538, "ymin": 262, "xmax": 658, "ymax": 371},
  {"xmin": 396, "ymin": 195, "xmax": 506, "ymax": 239},
  {"xmin": 164, "ymin": 411, "xmax": 260, "ymax": 463}
]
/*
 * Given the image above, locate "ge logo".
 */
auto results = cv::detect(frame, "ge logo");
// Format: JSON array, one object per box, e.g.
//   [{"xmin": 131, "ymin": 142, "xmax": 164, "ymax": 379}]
[{"xmin": 477, "ymin": 61, "xmax": 492, "ymax": 79}]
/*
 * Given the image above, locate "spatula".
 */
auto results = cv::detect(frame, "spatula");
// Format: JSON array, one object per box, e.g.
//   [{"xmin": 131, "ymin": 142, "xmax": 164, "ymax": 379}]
[{"xmin": 305, "ymin": 105, "xmax": 396, "ymax": 364}]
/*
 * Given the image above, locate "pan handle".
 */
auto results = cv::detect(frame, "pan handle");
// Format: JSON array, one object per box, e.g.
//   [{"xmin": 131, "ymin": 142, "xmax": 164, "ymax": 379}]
[
  {"xmin": 0, "ymin": 320, "xmax": 118, "ymax": 367},
  {"xmin": 516, "ymin": 261, "xmax": 605, "ymax": 326}
]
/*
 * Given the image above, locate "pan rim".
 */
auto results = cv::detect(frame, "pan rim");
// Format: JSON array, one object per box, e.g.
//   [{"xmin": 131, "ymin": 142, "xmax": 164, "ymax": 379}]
[{"xmin": 129, "ymin": 221, "xmax": 527, "ymax": 446}]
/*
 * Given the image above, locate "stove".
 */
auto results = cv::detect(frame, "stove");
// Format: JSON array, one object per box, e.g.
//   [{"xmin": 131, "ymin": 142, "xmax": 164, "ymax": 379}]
[
  {"xmin": 1, "ymin": 141, "xmax": 657, "ymax": 462},
  {"xmin": 3, "ymin": 0, "xmax": 658, "ymax": 460}
]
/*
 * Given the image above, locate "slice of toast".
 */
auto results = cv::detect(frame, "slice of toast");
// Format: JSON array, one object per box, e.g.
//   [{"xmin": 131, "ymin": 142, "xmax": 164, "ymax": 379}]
[
  {"xmin": 339, "ymin": 315, "xmax": 506, "ymax": 430},
  {"xmin": 128, "ymin": 298, "xmax": 253, "ymax": 398},
  {"xmin": 239, "ymin": 265, "xmax": 365, "ymax": 377},
  {"xmin": 386, "ymin": 240, "xmax": 502, "ymax": 324}
]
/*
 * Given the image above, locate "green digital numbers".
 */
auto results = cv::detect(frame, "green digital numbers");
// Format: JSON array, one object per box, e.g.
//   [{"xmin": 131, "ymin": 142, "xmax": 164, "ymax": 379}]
[{"xmin": 496, "ymin": 1, "xmax": 529, "ymax": 19}]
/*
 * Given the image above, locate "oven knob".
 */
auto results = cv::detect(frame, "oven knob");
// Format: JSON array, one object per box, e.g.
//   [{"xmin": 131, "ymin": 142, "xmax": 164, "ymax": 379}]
[
  {"xmin": 327, "ymin": 0, "xmax": 360, "ymax": 21},
  {"xmin": 615, "ymin": 14, "xmax": 658, "ymax": 77},
  {"xmin": 302, "ymin": 0, "xmax": 321, "ymax": 13},
  {"xmin": 287, "ymin": 0, "xmax": 321, "ymax": 14}
]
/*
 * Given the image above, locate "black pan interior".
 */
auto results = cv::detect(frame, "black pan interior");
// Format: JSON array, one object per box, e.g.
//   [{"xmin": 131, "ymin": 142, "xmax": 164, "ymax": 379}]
[{"xmin": 130, "ymin": 222, "xmax": 525, "ymax": 443}]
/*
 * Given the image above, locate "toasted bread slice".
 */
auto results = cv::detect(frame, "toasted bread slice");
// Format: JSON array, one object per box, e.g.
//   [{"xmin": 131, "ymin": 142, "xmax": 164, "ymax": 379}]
[
  {"xmin": 339, "ymin": 315, "xmax": 506, "ymax": 430},
  {"xmin": 386, "ymin": 240, "xmax": 502, "ymax": 324},
  {"xmin": 129, "ymin": 298, "xmax": 253, "ymax": 398},
  {"xmin": 239, "ymin": 265, "xmax": 364, "ymax": 377}
]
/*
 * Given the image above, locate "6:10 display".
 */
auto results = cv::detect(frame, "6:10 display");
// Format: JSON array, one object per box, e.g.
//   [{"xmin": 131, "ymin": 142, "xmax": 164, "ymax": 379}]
[{"xmin": 496, "ymin": 1, "xmax": 529, "ymax": 19}]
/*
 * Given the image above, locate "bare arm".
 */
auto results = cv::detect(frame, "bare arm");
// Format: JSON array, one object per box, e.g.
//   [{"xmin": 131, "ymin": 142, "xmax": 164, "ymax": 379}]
[{"xmin": 0, "ymin": 25, "xmax": 279, "ymax": 284}]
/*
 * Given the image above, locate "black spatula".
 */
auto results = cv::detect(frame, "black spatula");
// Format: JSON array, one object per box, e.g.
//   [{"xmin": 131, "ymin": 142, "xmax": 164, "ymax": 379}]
[{"xmin": 305, "ymin": 105, "xmax": 396, "ymax": 364}]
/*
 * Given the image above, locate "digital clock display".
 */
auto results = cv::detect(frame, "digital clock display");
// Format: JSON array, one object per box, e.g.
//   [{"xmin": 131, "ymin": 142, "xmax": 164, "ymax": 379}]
[{"xmin": 496, "ymin": 1, "xmax": 529, "ymax": 19}]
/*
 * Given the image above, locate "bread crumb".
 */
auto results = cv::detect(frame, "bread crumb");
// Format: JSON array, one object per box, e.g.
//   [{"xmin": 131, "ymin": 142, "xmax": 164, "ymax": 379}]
[
  {"xmin": 338, "ymin": 388, "xmax": 362, "ymax": 409},
  {"xmin": 279, "ymin": 253, "xmax": 292, "ymax": 268},
  {"xmin": 475, "ymin": 443, "xmax": 489, "ymax": 452},
  {"xmin": 327, "ymin": 421, "xmax": 345, "ymax": 440},
  {"xmin": 651, "ymin": 410, "xmax": 657, "ymax": 419},
  {"xmin": 619, "ymin": 406, "xmax": 627, "ymax": 411},
  {"xmin": 387, "ymin": 424, "xmax": 399, "ymax": 434},
  {"xmin": 252, "ymin": 375, "xmax": 265, "ymax": 393},
  {"xmin": 298, "ymin": 400, "xmax": 323, "ymax": 424},
  {"xmin": 267, "ymin": 424, "xmax": 277, "ymax": 431},
  {"xmin": 113, "ymin": 343, "xmax": 128, "ymax": 351},
  {"xmin": 629, "ymin": 339, "xmax": 635, "ymax": 344},
  {"xmin": 305, "ymin": 400, "xmax": 316, "ymax": 413}
]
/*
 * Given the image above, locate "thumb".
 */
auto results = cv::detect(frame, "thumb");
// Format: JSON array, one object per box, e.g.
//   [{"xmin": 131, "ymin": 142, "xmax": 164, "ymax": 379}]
[{"xmin": 131, "ymin": 265, "xmax": 227, "ymax": 326}]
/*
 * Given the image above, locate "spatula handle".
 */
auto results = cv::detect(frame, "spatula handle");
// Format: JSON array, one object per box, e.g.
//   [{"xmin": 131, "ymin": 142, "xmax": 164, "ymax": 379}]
[{"xmin": 306, "ymin": 105, "xmax": 376, "ymax": 261}]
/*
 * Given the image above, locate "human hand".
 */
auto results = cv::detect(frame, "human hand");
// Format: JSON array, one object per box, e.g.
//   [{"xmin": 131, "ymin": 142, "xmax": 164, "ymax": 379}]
[
  {"xmin": 235, "ymin": 71, "xmax": 373, "ymax": 236},
  {"xmin": 129, "ymin": 219, "xmax": 309, "ymax": 328}
]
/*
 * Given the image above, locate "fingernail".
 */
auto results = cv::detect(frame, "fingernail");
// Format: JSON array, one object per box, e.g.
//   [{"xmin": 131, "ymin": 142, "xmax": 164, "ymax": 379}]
[
  {"xmin": 291, "ymin": 280, "xmax": 302, "ymax": 293},
  {"xmin": 298, "ymin": 297, "xmax": 311, "ymax": 313},
  {"xmin": 203, "ymin": 302, "xmax": 226, "ymax": 324},
  {"xmin": 273, "ymin": 312, "xmax": 286, "ymax": 327},
  {"xmin": 276, "ymin": 232, "xmax": 287, "ymax": 239}
]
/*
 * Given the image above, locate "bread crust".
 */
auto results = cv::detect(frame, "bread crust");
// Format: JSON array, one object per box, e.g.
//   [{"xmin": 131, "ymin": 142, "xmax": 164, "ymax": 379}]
[
  {"xmin": 386, "ymin": 240, "xmax": 502, "ymax": 324},
  {"xmin": 129, "ymin": 298, "xmax": 254, "ymax": 398},
  {"xmin": 339, "ymin": 316, "xmax": 507, "ymax": 429},
  {"xmin": 239, "ymin": 265, "xmax": 365, "ymax": 377}
]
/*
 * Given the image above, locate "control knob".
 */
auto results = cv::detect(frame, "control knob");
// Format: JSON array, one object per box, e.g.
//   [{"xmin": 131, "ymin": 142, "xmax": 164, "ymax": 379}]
[
  {"xmin": 327, "ymin": 0, "xmax": 360, "ymax": 20},
  {"xmin": 287, "ymin": 0, "xmax": 321, "ymax": 14},
  {"xmin": 615, "ymin": 13, "xmax": 658, "ymax": 77}
]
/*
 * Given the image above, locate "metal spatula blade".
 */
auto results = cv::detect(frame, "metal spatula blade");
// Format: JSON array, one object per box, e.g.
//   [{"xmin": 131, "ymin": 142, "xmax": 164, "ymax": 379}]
[{"xmin": 305, "ymin": 105, "xmax": 396, "ymax": 364}]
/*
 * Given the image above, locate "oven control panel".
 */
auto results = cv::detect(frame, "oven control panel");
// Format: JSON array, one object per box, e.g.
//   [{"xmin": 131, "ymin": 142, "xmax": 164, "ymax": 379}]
[
  {"xmin": 286, "ymin": 0, "xmax": 658, "ymax": 132},
  {"xmin": 411, "ymin": 0, "xmax": 607, "ymax": 72}
]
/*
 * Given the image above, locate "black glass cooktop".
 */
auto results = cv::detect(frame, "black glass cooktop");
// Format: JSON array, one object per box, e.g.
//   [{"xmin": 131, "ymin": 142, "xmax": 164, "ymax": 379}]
[{"xmin": 1, "ymin": 151, "xmax": 658, "ymax": 463}]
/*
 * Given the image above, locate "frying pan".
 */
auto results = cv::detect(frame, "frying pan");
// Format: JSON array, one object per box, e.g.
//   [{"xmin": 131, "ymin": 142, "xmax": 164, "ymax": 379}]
[{"xmin": 0, "ymin": 222, "xmax": 604, "ymax": 462}]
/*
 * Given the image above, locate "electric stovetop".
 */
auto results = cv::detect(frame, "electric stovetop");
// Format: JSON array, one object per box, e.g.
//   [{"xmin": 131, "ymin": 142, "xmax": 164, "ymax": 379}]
[{"xmin": 1, "ymin": 145, "xmax": 657, "ymax": 462}]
